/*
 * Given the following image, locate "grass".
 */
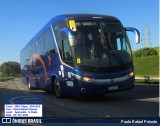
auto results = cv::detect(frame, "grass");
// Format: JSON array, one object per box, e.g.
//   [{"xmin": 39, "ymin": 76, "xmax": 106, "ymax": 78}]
[
  {"xmin": 133, "ymin": 55, "xmax": 159, "ymax": 76},
  {"xmin": 0, "ymin": 77, "xmax": 15, "ymax": 82},
  {"xmin": 135, "ymin": 79, "xmax": 159, "ymax": 84}
]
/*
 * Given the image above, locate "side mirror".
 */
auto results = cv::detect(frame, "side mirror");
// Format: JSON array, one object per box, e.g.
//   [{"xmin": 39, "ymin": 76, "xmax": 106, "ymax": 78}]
[{"xmin": 125, "ymin": 27, "xmax": 140, "ymax": 44}]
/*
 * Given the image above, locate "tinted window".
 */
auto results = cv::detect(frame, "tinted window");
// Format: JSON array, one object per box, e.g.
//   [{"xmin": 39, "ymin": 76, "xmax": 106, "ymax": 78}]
[
  {"xmin": 52, "ymin": 20, "xmax": 68, "ymax": 47},
  {"xmin": 43, "ymin": 29, "xmax": 54, "ymax": 53}
]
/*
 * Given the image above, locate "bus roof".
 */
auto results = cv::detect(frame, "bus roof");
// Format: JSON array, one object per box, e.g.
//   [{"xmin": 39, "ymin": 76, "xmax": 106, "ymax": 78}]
[{"xmin": 51, "ymin": 14, "xmax": 119, "ymax": 23}]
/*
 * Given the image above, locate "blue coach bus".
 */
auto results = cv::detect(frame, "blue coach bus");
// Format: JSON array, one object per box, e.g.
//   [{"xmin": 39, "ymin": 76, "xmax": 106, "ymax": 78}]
[{"xmin": 20, "ymin": 14, "xmax": 140, "ymax": 97}]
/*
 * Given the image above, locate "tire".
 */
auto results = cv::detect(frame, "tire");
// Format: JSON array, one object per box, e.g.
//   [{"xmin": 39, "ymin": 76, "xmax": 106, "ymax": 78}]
[{"xmin": 54, "ymin": 78, "xmax": 64, "ymax": 98}]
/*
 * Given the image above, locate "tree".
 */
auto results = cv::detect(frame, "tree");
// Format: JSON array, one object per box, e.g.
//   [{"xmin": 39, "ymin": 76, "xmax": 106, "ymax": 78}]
[
  {"xmin": 133, "ymin": 47, "xmax": 158, "ymax": 57},
  {"xmin": 0, "ymin": 61, "xmax": 21, "ymax": 77}
]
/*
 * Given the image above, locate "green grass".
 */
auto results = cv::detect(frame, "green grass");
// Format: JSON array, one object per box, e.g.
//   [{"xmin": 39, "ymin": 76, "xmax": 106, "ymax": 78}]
[
  {"xmin": 133, "ymin": 55, "xmax": 159, "ymax": 76},
  {"xmin": 0, "ymin": 77, "xmax": 15, "ymax": 82},
  {"xmin": 135, "ymin": 79, "xmax": 159, "ymax": 84}
]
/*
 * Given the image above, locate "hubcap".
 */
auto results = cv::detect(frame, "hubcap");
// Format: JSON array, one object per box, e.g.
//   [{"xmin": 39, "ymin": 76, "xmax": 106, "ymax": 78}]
[{"xmin": 55, "ymin": 81, "xmax": 60, "ymax": 93}]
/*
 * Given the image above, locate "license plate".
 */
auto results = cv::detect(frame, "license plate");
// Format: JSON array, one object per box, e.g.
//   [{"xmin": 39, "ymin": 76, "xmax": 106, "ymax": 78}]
[
  {"xmin": 108, "ymin": 86, "xmax": 118, "ymax": 91},
  {"xmin": 66, "ymin": 81, "xmax": 74, "ymax": 87}
]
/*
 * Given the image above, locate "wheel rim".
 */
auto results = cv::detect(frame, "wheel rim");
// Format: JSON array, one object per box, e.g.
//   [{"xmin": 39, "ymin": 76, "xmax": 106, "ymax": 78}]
[{"xmin": 55, "ymin": 81, "xmax": 60, "ymax": 95}]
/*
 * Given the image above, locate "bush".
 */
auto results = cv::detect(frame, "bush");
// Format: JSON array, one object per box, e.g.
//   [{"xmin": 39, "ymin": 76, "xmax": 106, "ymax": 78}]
[
  {"xmin": 133, "ymin": 47, "xmax": 158, "ymax": 57},
  {"xmin": 0, "ymin": 77, "xmax": 15, "ymax": 82},
  {"xmin": 0, "ymin": 61, "xmax": 21, "ymax": 77}
]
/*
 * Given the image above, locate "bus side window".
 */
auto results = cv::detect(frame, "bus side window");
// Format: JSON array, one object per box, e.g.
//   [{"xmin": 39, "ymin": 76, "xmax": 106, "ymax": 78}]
[
  {"xmin": 116, "ymin": 37, "xmax": 127, "ymax": 51},
  {"xmin": 43, "ymin": 29, "xmax": 55, "ymax": 54},
  {"xmin": 52, "ymin": 20, "xmax": 68, "ymax": 54},
  {"xmin": 62, "ymin": 39, "xmax": 72, "ymax": 61},
  {"xmin": 117, "ymin": 38, "xmax": 121, "ymax": 50},
  {"xmin": 37, "ymin": 37, "xmax": 43, "ymax": 54},
  {"xmin": 60, "ymin": 32, "xmax": 72, "ymax": 62}
]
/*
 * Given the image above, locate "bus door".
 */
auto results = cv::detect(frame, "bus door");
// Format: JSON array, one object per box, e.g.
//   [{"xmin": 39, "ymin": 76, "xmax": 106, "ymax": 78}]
[{"xmin": 58, "ymin": 29, "xmax": 76, "ymax": 94}]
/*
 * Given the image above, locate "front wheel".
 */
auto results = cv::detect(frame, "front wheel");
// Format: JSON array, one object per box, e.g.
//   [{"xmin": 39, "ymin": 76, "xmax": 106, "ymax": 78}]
[{"xmin": 54, "ymin": 79, "xmax": 64, "ymax": 98}]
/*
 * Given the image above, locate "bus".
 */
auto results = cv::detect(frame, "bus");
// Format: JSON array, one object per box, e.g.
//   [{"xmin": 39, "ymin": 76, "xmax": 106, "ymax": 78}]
[{"xmin": 20, "ymin": 14, "xmax": 140, "ymax": 97}]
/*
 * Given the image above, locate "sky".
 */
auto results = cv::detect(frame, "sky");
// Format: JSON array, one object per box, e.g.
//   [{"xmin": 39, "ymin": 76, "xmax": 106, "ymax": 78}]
[{"xmin": 0, "ymin": 0, "xmax": 159, "ymax": 64}]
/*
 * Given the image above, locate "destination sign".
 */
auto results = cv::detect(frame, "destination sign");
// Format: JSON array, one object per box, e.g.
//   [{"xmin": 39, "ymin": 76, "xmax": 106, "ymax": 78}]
[{"xmin": 76, "ymin": 21, "xmax": 97, "ymax": 27}]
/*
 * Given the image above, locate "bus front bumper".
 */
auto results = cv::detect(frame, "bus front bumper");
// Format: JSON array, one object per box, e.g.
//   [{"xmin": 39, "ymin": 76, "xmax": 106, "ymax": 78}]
[{"xmin": 75, "ymin": 76, "xmax": 135, "ymax": 96}]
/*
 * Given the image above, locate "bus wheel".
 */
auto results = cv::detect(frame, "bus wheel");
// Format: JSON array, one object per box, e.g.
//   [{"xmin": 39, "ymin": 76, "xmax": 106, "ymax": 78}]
[{"xmin": 54, "ymin": 79, "xmax": 64, "ymax": 98}]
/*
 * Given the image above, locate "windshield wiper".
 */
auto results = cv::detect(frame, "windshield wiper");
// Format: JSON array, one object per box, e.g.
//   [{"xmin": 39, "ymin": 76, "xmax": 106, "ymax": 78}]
[
  {"xmin": 98, "ymin": 22, "xmax": 124, "ymax": 68},
  {"xmin": 95, "ymin": 24, "xmax": 111, "ymax": 71}
]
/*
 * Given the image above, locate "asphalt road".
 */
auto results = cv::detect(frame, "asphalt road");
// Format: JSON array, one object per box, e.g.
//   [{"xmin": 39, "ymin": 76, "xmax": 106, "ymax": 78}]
[{"xmin": 0, "ymin": 78, "xmax": 159, "ymax": 117}]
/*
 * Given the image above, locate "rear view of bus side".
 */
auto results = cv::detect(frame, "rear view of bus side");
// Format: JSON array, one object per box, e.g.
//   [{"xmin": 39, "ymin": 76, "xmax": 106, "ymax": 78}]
[{"xmin": 20, "ymin": 14, "xmax": 140, "ymax": 97}]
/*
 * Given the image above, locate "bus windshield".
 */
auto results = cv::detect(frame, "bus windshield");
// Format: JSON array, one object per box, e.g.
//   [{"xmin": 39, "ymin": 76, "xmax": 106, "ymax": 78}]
[{"xmin": 73, "ymin": 20, "xmax": 132, "ymax": 68}]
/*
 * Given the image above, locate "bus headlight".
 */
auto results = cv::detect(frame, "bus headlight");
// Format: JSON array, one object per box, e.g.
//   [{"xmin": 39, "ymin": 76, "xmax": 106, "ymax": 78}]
[
  {"xmin": 74, "ymin": 74, "xmax": 93, "ymax": 82},
  {"xmin": 129, "ymin": 72, "xmax": 134, "ymax": 77},
  {"xmin": 82, "ymin": 77, "xmax": 92, "ymax": 82}
]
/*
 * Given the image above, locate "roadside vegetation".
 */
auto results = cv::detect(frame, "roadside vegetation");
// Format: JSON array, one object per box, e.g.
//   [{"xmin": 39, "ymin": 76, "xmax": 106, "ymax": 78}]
[
  {"xmin": 0, "ymin": 77, "xmax": 15, "ymax": 82},
  {"xmin": 133, "ymin": 47, "xmax": 159, "ymax": 84},
  {"xmin": 135, "ymin": 79, "xmax": 159, "ymax": 84},
  {"xmin": 133, "ymin": 55, "xmax": 159, "ymax": 76},
  {"xmin": 0, "ymin": 61, "xmax": 20, "ymax": 82}
]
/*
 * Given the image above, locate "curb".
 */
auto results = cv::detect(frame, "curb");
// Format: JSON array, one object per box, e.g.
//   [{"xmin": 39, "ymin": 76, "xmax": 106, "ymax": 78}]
[
  {"xmin": 135, "ymin": 76, "xmax": 160, "ymax": 80},
  {"xmin": 135, "ymin": 83, "xmax": 159, "ymax": 86}
]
